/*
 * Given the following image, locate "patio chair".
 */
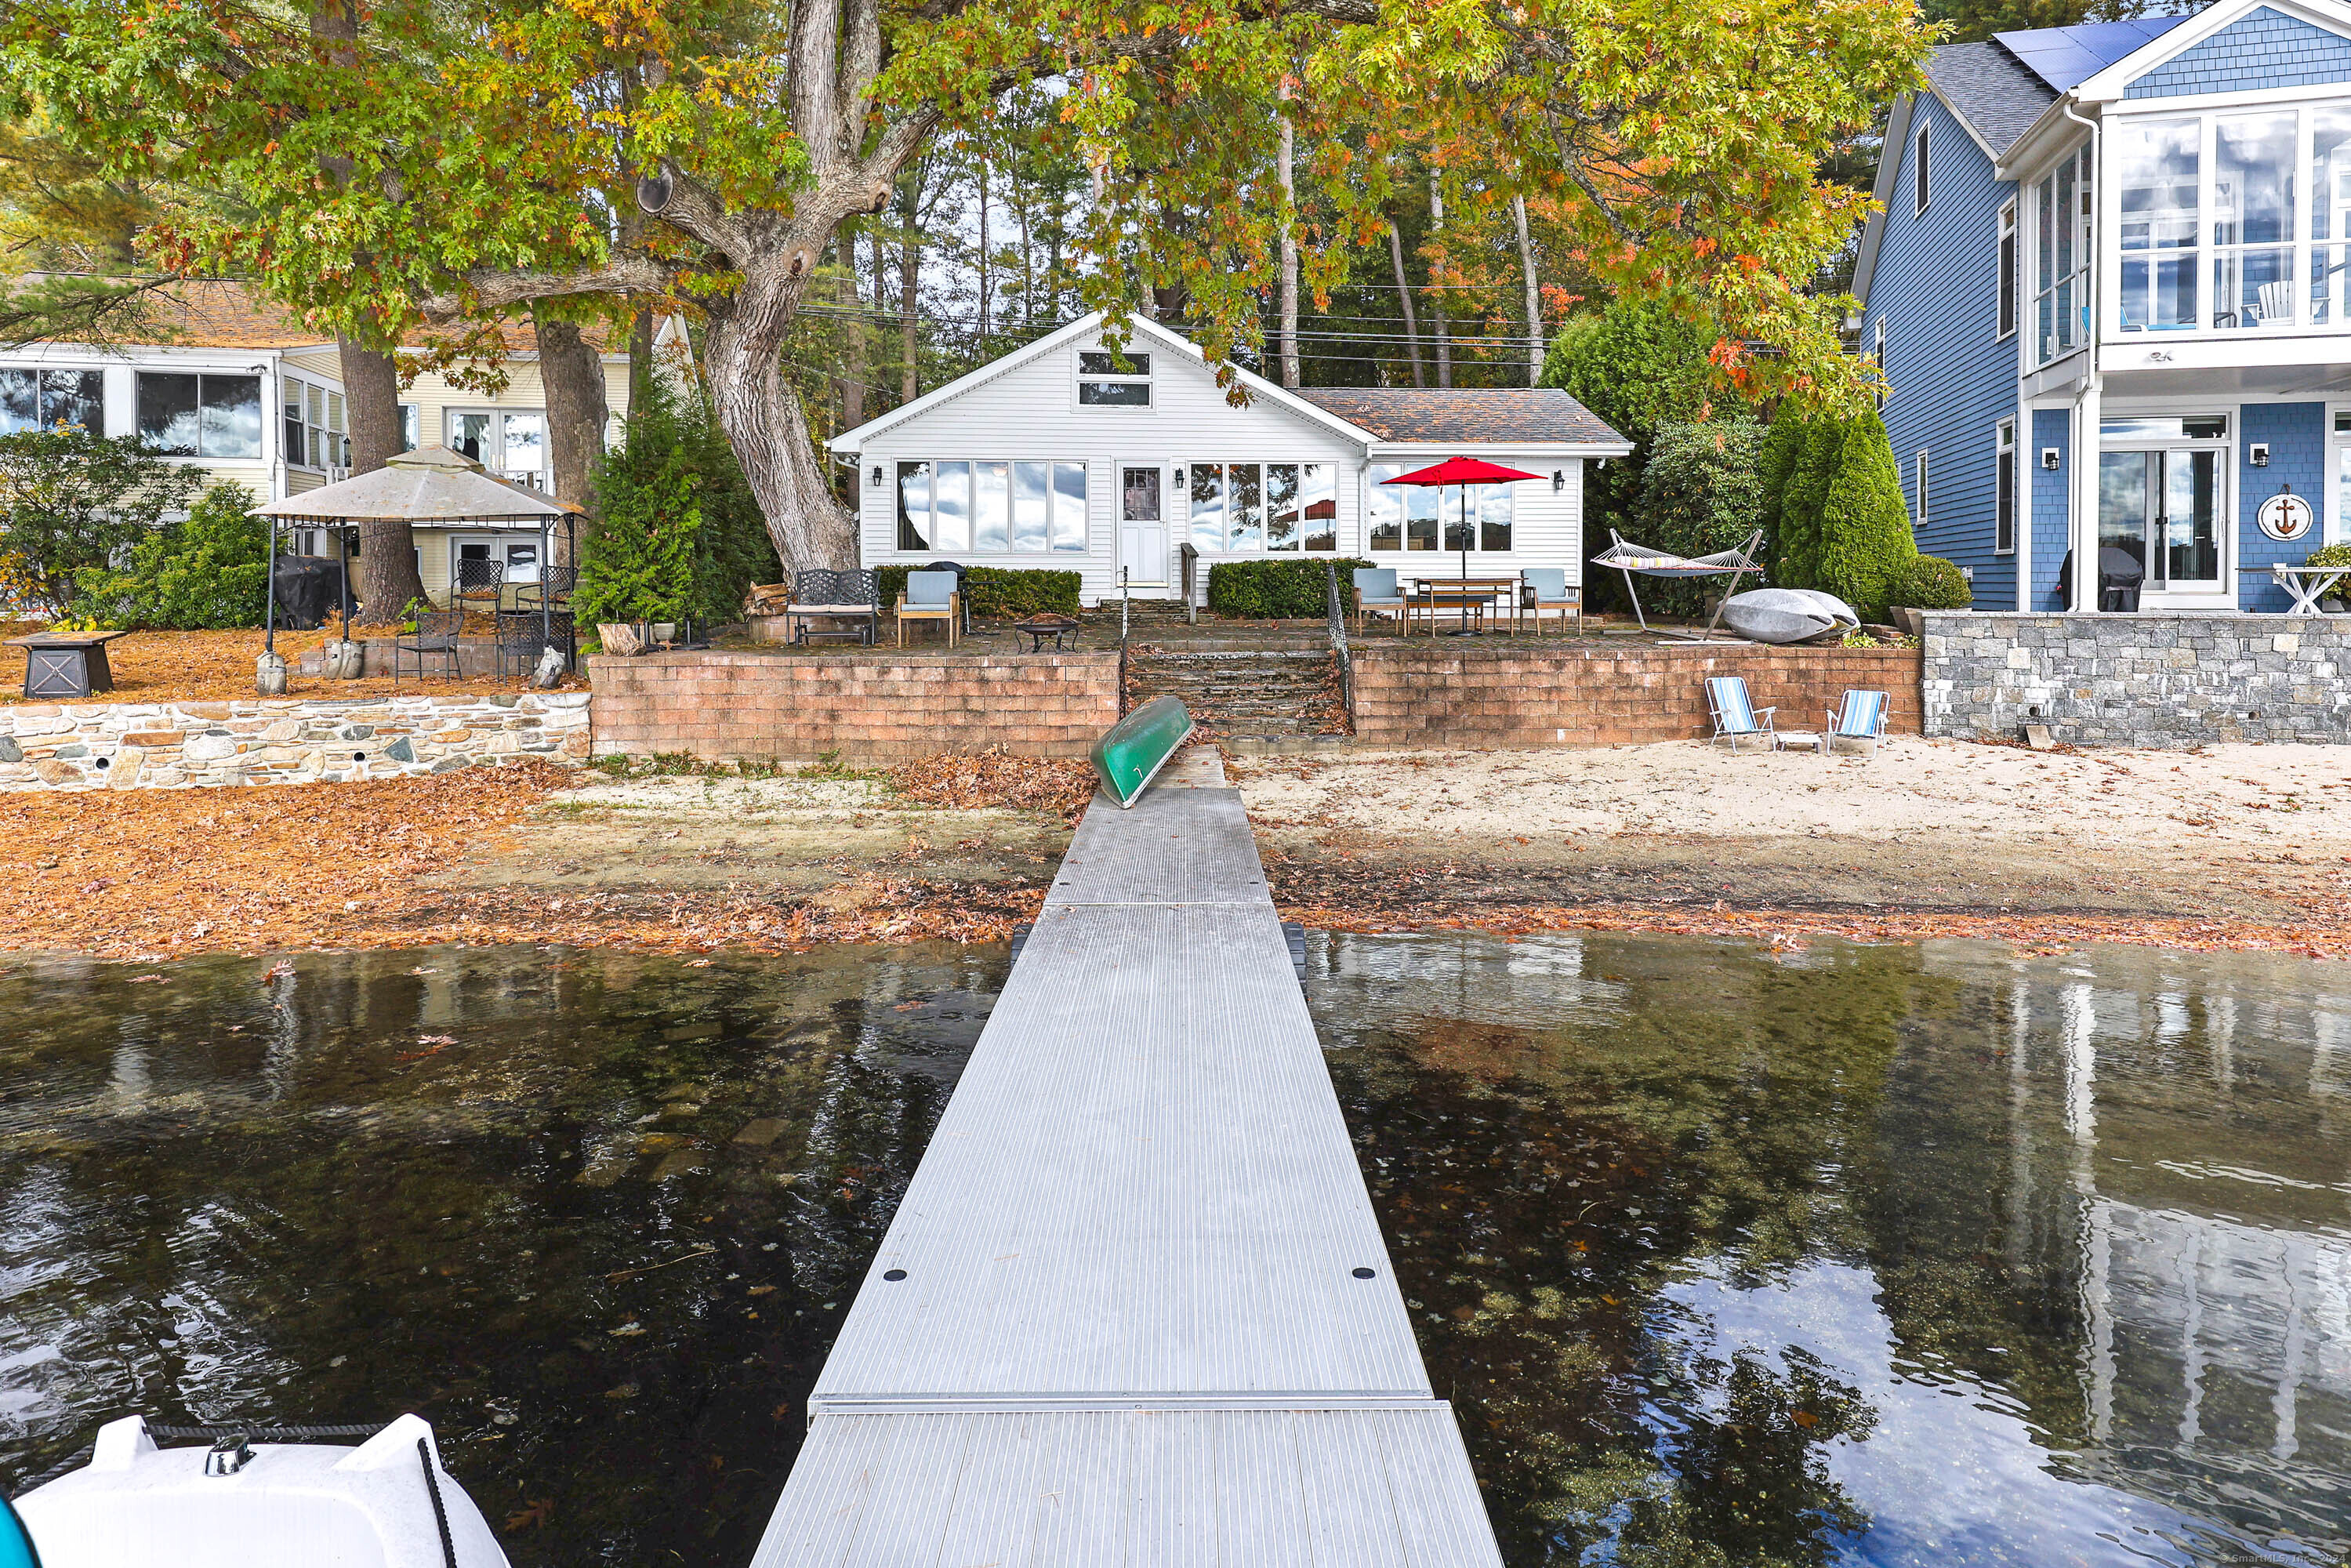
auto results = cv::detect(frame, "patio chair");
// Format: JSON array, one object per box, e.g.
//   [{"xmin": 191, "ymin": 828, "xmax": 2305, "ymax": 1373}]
[
  {"xmin": 1827, "ymin": 689, "xmax": 1889, "ymax": 756},
  {"xmin": 394, "ymin": 609, "xmax": 463, "ymax": 691},
  {"xmin": 452, "ymin": 557, "xmax": 506, "ymax": 628},
  {"xmin": 513, "ymin": 564, "xmax": 577, "ymax": 613},
  {"xmin": 785, "ymin": 569, "xmax": 880, "ymax": 645},
  {"xmin": 1705, "ymin": 675, "xmax": 1779, "ymax": 752},
  {"xmin": 1353, "ymin": 567, "xmax": 1404, "ymax": 634},
  {"xmin": 495, "ymin": 609, "xmax": 575, "ymax": 684},
  {"xmin": 1517, "ymin": 568, "xmax": 1582, "ymax": 636},
  {"xmin": 922, "ymin": 560, "xmax": 974, "ymax": 633},
  {"xmin": 897, "ymin": 569, "xmax": 960, "ymax": 647}
]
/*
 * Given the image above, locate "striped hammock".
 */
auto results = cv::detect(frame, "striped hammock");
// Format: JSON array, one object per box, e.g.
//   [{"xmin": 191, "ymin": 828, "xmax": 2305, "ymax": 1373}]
[{"xmin": 1591, "ymin": 531, "xmax": 1763, "ymax": 578}]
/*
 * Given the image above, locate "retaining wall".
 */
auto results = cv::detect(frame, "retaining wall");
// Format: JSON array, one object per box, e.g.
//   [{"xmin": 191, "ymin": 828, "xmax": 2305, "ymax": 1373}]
[
  {"xmin": 1921, "ymin": 612, "xmax": 2351, "ymax": 746},
  {"xmin": 588, "ymin": 650, "xmax": 1123, "ymax": 761},
  {"xmin": 1350, "ymin": 641, "xmax": 1924, "ymax": 748},
  {"xmin": 0, "ymin": 693, "xmax": 591, "ymax": 790}
]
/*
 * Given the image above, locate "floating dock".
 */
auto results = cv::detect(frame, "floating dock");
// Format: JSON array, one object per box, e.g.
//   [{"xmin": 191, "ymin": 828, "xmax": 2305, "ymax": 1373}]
[{"xmin": 752, "ymin": 749, "xmax": 1503, "ymax": 1566}]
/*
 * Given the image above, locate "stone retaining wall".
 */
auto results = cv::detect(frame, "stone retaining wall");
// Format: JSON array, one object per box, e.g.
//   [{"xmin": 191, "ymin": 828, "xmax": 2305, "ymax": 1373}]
[
  {"xmin": 1351, "ymin": 641, "xmax": 1924, "ymax": 748},
  {"xmin": 588, "ymin": 649, "xmax": 1122, "ymax": 761},
  {"xmin": 1921, "ymin": 612, "xmax": 2351, "ymax": 746},
  {"xmin": 0, "ymin": 693, "xmax": 591, "ymax": 790}
]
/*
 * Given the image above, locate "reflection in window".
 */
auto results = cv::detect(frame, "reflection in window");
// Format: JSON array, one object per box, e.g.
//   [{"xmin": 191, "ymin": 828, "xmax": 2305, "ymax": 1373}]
[
  {"xmin": 1076, "ymin": 348, "xmax": 1152, "ymax": 407},
  {"xmin": 2215, "ymin": 114, "xmax": 2297, "ymax": 329},
  {"xmin": 1367, "ymin": 462, "xmax": 1403, "ymax": 550},
  {"xmin": 1228, "ymin": 462, "xmax": 1262, "ymax": 551},
  {"xmin": 934, "ymin": 460, "xmax": 972, "ymax": 551},
  {"xmin": 1188, "ymin": 463, "xmax": 1224, "ymax": 552},
  {"xmin": 1050, "ymin": 463, "xmax": 1087, "ymax": 551},
  {"xmin": 1479, "ymin": 484, "xmax": 1513, "ymax": 551},
  {"xmin": 502, "ymin": 411, "xmax": 546, "ymax": 474},
  {"xmin": 1012, "ymin": 462, "xmax": 1050, "ymax": 552},
  {"xmin": 2315, "ymin": 110, "xmax": 2351, "ymax": 325},
  {"xmin": 1300, "ymin": 464, "xmax": 1336, "ymax": 551},
  {"xmin": 1265, "ymin": 463, "xmax": 1301, "ymax": 550},
  {"xmin": 2037, "ymin": 145, "xmax": 2094, "ymax": 358},
  {"xmin": 974, "ymin": 459, "xmax": 1010, "ymax": 552},
  {"xmin": 1406, "ymin": 484, "xmax": 1440, "ymax": 551},
  {"xmin": 2117, "ymin": 121, "xmax": 2197, "ymax": 335},
  {"xmin": 896, "ymin": 459, "xmax": 1087, "ymax": 552},
  {"xmin": 138, "ymin": 372, "xmax": 260, "ymax": 459},
  {"xmin": 898, "ymin": 461, "xmax": 933, "ymax": 550},
  {"xmin": 0, "ymin": 368, "xmax": 103, "ymax": 434}
]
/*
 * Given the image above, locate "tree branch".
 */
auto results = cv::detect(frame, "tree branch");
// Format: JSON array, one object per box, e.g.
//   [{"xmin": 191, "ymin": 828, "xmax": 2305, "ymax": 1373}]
[{"xmin": 418, "ymin": 254, "xmax": 678, "ymax": 318}]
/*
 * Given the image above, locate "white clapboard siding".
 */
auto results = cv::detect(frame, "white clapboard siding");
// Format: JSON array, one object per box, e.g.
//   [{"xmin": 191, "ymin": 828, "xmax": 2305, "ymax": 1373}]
[{"xmin": 851, "ymin": 325, "xmax": 1595, "ymax": 605}]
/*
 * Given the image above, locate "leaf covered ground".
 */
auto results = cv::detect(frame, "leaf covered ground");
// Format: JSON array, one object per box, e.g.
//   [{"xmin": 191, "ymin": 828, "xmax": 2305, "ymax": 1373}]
[{"xmin": 0, "ymin": 621, "xmax": 583, "ymax": 706}]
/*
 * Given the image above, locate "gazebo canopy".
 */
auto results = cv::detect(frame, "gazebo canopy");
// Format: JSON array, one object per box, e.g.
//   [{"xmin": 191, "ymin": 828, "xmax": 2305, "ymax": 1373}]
[{"xmin": 252, "ymin": 445, "xmax": 578, "ymax": 522}]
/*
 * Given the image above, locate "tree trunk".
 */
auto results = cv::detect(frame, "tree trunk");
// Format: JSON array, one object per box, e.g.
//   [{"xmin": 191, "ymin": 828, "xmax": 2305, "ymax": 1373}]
[
  {"xmin": 974, "ymin": 155, "xmax": 992, "ymax": 353},
  {"xmin": 534, "ymin": 307, "xmax": 608, "ymax": 568},
  {"xmin": 702, "ymin": 281, "xmax": 857, "ymax": 579},
  {"xmin": 1513, "ymin": 194, "xmax": 1543, "ymax": 387},
  {"xmin": 338, "ymin": 335, "xmax": 423, "ymax": 625},
  {"xmin": 1387, "ymin": 221, "xmax": 1425, "ymax": 387},
  {"xmin": 898, "ymin": 178, "xmax": 920, "ymax": 404},
  {"xmin": 839, "ymin": 233, "xmax": 868, "ymax": 434},
  {"xmin": 1427, "ymin": 175, "xmax": 1451, "ymax": 389},
  {"xmin": 1276, "ymin": 89, "xmax": 1299, "ymax": 389}
]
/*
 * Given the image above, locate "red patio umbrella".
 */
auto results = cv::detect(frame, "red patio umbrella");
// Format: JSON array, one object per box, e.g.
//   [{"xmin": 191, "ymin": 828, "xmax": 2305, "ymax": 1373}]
[{"xmin": 1380, "ymin": 456, "xmax": 1543, "ymax": 633}]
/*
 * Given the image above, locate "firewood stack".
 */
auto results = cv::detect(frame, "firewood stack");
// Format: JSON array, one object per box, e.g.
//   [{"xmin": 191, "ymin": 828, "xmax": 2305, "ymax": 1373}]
[{"xmin": 742, "ymin": 582, "xmax": 793, "ymax": 616}]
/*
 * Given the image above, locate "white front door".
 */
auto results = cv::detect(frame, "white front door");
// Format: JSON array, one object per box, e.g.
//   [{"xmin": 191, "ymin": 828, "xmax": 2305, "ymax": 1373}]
[{"xmin": 1118, "ymin": 463, "xmax": 1169, "ymax": 586}]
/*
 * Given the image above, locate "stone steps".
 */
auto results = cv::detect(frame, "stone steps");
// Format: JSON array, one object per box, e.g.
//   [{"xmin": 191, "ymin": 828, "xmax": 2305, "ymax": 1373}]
[{"xmin": 1127, "ymin": 649, "xmax": 1337, "ymax": 737}]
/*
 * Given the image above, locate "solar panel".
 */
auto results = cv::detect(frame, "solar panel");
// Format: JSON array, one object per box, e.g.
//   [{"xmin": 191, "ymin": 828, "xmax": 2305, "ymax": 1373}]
[{"xmin": 1994, "ymin": 15, "xmax": 2192, "ymax": 92}]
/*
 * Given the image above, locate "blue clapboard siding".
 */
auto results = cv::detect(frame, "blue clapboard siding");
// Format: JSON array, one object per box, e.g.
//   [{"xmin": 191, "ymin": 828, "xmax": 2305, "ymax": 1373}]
[
  {"xmin": 2126, "ymin": 7, "xmax": 2351, "ymax": 98},
  {"xmin": 2237, "ymin": 402, "xmax": 2325, "ymax": 611},
  {"xmin": 1863, "ymin": 94, "xmax": 2022, "ymax": 609},
  {"xmin": 2031, "ymin": 408, "xmax": 2072, "ymax": 610}
]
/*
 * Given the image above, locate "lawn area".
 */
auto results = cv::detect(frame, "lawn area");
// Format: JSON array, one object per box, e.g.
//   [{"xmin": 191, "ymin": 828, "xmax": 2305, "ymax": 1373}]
[{"xmin": 0, "ymin": 621, "xmax": 586, "ymax": 705}]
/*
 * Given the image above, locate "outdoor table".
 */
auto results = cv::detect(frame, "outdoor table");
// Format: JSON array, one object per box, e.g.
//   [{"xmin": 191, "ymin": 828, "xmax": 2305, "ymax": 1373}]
[
  {"xmin": 5, "ymin": 630, "xmax": 132, "ymax": 699},
  {"xmin": 1406, "ymin": 577, "xmax": 1516, "ymax": 636},
  {"xmin": 2271, "ymin": 562, "xmax": 2351, "ymax": 615},
  {"xmin": 1011, "ymin": 618, "xmax": 1079, "ymax": 652}
]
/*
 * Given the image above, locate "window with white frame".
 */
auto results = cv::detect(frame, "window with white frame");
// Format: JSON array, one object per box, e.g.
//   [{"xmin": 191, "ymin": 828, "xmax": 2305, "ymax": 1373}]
[
  {"xmin": 1914, "ymin": 449, "xmax": 1929, "ymax": 534},
  {"xmin": 1915, "ymin": 122, "xmax": 1932, "ymax": 216},
  {"xmin": 1364, "ymin": 462, "xmax": 1511, "ymax": 553},
  {"xmin": 1997, "ymin": 201, "xmax": 2018, "ymax": 340},
  {"xmin": 448, "ymin": 409, "xmax": 547, "ymax": 486},
  {"xmin": 2332, "ymin": 409, "xmax": 2351, "ymax": 543},
  {"xmin": 897, "ymin": 460, "xmax": 1088, "ymax": 553},
  {"xmin": 136, "ymin": 372, "xmax": 261, "ymax": 459},
  {"xmin": 1185, "ymin": 463, "xmax": 1340, "ymax": 551},
  {"xmin": 1872, "ymin": 318, "xmax": 1887, "ymax": 409},
  {"xmin": 1075, "ymin": 349, "xmax": 1151, "ymax": 407},
  {"xmin": 0, "ymin": 368, "xmax": 103, "ymax": 434},
  {"xmin": 1995, "ymin": 420, "xmax": 2016, "ymax": 554},
  {"xmin": 2037, "ymin": 143, "xmax": 2094, "ymax": 361},
  {"xmin": 283, "ymin": 375, "xmax": 348, "ymax": 470}
]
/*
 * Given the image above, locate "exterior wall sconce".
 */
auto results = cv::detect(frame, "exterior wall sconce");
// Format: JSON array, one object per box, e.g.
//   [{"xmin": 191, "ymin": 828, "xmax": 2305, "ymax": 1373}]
[
  {"xmin": 1551, "ymin": 470, "xmax": 1566, "ymax": 492},
  {"xmin": 2250, "ymin": 443, "xmax": 2269, "ymax": 467},
  {"xmin": 2041, "ymin": 448, "xmax": 2061, "ymax": 470},
  {"xmin": 869, "ymin": 463, "xmax": 884, "ymax": 486}
]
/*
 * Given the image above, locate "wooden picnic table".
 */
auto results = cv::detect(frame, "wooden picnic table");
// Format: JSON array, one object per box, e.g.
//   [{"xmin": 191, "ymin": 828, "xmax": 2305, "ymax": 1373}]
[
  {"xmin": 5, "ymin": 630, "xmax": 132, "ymax": 699},
  {"xmin": 1406, "ymin": 575, "xmax": 1519, "ymax": 636}
]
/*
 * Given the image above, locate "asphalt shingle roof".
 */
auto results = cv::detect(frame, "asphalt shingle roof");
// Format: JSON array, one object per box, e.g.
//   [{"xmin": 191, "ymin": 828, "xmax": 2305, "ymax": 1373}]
[
  {"xmin": 1294, "ymin": 387, "xmax": 1624, "ymax": 446},
  {"xmin": 1924, "ymin": 42, "xmax": 2058, "ymax": 159}
]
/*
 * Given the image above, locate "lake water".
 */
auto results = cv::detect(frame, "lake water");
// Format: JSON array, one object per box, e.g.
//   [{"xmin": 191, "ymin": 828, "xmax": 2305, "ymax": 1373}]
[{"xmin": 0, "ymin": 935, "xmax": 2345, "ymax": 1566}]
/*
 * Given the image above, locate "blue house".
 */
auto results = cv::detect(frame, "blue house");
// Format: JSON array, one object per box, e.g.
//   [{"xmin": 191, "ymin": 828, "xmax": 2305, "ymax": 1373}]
[{"xmin": 1854, "ymin": 0, "xmax": 2351, "ymax": 614}]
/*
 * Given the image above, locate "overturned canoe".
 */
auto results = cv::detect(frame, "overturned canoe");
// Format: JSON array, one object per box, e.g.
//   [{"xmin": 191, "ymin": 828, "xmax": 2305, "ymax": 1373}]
[
  {"xmin": 1720, "ymin": 589, "xmax": 1845, "ymax": 644},
  {"xmin": 1091, "ymin": 695, "xmax": 1194, "ymax": 809}
]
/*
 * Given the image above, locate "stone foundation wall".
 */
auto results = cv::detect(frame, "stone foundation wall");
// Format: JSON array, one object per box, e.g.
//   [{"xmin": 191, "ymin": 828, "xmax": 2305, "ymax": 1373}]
[
  {"xmin": 0, "ymin": 693, "xmax": 592, "ymax": 790},
  {"xmin": 1921, "ymin": 612, "xmax": 2351, "ymax": 746},
  {"xmin": 588, "ymin": 649, "xmax": 1122, "ymax": 761},
  {"xmin": 1350, "ymin": 641, "xmax": 1924, "ymax": 748}
]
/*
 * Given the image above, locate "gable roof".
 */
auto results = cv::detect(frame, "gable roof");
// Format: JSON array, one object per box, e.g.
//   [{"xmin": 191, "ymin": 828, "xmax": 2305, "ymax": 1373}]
[
  {"xmin": 1293, "ymin": 387, "xmax": 1622, "ymax": 447},
  {"xmin": 1924, "ymin": 42, "xmax": 2058, "ymax": 161},
  {"xmin": 1996, "ymin": 16, "xmax": 2191, "ymax": 92}
]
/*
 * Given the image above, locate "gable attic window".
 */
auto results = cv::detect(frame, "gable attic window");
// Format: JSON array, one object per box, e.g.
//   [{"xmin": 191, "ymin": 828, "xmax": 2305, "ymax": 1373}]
[
  {"xmin": 1914, "ymin": 122, "xmax": 1931, "ymax": 216},
  {"xmin": 1076, "ymin": 349, "xmax": 1152, "ymax": 407}
]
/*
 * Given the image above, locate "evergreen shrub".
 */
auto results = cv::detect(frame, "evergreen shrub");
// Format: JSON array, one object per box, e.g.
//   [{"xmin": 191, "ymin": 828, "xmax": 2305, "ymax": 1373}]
[{"xmin": 1205, "ymin": 557, "xmax": 1372, "ymax": 618}]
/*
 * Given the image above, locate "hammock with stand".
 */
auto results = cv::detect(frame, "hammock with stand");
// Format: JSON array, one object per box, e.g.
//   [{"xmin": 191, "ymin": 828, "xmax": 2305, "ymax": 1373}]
[{"xmin": 1590, "ymin": 528, "xmax": 1766, "ymax": 638}]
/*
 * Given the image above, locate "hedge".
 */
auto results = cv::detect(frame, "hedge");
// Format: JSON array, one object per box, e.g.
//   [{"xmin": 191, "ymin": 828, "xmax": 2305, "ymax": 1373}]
[
  {"xmin": 875, "ymin": 564, "xmax": 1081, "ymax": 617},
  {"xmin": 1205, "ymin": 557, "xmax": 1373, "ymax": 618}
]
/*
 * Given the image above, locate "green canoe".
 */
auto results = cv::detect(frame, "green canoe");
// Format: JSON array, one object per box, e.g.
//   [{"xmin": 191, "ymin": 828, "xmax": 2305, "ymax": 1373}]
[{"xmin": 1090, "ymin": 695, "xmax": 1194, "ymax": 809}]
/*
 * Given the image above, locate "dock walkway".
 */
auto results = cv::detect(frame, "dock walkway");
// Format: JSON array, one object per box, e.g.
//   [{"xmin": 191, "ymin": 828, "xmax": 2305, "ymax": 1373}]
[{"xmin": 752, "ymin": 750, "xmax": 1503, "ymax": 1566}]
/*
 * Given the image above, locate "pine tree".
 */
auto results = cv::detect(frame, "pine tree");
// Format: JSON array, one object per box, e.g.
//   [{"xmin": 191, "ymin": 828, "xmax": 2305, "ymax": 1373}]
[{"xmin": 1815, "ymin": 410, "xmax": 1919, "ymax": 619}]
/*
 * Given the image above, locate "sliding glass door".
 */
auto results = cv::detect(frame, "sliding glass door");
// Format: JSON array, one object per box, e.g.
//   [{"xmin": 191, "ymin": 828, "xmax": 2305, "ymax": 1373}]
[{"xmin": 2097, "ymin": 447, "xmax": 2224, "ymax": 601}]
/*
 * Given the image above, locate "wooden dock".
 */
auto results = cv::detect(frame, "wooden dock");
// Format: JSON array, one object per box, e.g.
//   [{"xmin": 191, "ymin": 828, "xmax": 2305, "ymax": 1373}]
[{"xmin": 751, "ymin": 749, "xmax": 1504, "ymax": 1566}]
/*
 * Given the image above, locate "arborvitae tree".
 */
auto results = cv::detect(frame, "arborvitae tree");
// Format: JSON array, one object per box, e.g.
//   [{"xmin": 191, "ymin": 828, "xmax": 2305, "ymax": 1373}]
[
  {"xmin": 1777, "ymin": 416, "xmax": 1848, "ymax": 588},
  {"xmin": 1756, "ymin": 416, "xmax": 1807, "ymax": 551},
  {"xmin": 1815, "ymin": 410, "xmax": 1918, "ymax": 619}
]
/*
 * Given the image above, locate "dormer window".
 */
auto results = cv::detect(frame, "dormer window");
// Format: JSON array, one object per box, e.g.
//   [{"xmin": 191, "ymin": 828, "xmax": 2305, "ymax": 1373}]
[{"xmin": 1076, "ymin": 349, "xmax": 1152, "ymax": 407}]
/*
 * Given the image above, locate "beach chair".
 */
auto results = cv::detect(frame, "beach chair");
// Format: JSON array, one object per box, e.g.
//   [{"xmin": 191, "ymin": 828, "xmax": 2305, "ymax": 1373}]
[
  {"xmin": 1516, "ymin": 568, "xmax": 1581, "ymax": 636},
  {"xmin": 1352, "ymin": 567, "xmax": 1405, "ymax": 634},
  {"xmin": 1827, "ymin": 689, "xmax": 1889, "ymax": 756},
  {"xmin": 896, "ymin": 569, "xmax": 960, "ymax": 647},
  {"xmin": 1705, "ymin": 675, "xmax": 1779, "ymax": 752}
]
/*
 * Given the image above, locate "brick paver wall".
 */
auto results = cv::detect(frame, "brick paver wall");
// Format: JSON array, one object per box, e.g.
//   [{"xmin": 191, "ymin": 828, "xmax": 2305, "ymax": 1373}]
[
  {"xmin": 589, "ymin": 650, "xmax": 1123, "ymax": 761},
  {"xmin": 1351, "ymin": 641, "xmax": 1923, "ymax": 748}
]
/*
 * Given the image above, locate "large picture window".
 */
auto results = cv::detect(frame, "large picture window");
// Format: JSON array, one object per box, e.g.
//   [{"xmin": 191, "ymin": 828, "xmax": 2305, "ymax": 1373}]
[
  {"xmin": 0, "ymin": 368, "xmax": 103, "ymax": 435},
  {"xmin": 898, "ymin": 459, "xmax": 1086, "ymax": 553},
  {"xmin": 136, "ymin": 372, "xmax": 260, "ymax": 459},
  {"xmin": 2214, "ymin": 113, "xmax": 2297, "ymax": 330},
  {"xmin": 1183, "ymin": 462, "xmax": 1337, "ymax": 551},
  {"xmin": 1365, "ymin": 462, "xmax": 1513, "ymax": 552}
]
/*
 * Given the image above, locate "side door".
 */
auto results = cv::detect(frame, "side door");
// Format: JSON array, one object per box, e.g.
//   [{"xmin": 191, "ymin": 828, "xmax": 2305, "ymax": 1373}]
[{"xmin": 1118, "ymin": 463, "xmax": 1169, "ymax": 586}]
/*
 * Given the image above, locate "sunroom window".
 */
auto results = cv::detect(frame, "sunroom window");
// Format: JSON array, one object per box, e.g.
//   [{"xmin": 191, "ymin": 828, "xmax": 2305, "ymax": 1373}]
[
  {"xmin": 2037, "ymin": 145, "xmax": 2094, "ymax": 360},
  {"xmin": 2311, "ymin": 110, "xmax": 2351, "ymax": 324},
  {"xmin": 2213, "ymin": 113, "xmax": 2296, "ymax": 329},
  {"xmin": 2116, "ymin": 121, "xmax": 2197, "ymax": 335}
]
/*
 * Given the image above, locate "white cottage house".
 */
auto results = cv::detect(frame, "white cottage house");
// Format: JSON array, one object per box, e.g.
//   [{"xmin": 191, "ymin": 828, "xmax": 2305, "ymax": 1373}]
[{"xmin": 829, "ymin": 312, "xmax": 1631, "ymax": 604}]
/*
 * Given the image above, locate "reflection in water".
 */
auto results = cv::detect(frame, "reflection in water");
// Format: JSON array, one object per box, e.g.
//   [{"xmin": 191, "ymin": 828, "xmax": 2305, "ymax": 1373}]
[
  {"xmin": 1313, "ymin": 932, "xmax": 2351, "ymax": 1567},
  {"xmin": 1, "ymin": 935, "xmax": 2346, "ymax": 1567},
  {"xmin": 0, "ymin": 944, "xmax": 1003, "ymax": 1566}
]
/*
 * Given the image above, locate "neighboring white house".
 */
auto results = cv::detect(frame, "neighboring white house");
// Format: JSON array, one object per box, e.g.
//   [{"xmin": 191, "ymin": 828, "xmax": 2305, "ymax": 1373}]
[
  {"xmin": 0, "ymin": 279, "xmax": 669, "ymax": 605},
  {"xmin": 829, "ymin": 312, "xmax": 1631, "ymax": 604}
]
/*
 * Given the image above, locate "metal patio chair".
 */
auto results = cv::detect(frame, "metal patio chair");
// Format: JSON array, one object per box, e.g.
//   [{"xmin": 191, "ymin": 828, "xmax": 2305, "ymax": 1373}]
[
  {"xmin": 513, "ymin": 564, "xmax": 577, "ymax": 613},
  {"xmin": 394, "ymin": 610, "xmax": 463, "ymax": 691},
  {"xmin": 1352, "ymin": 567, "xmax": 1404, "ymax": 634},
  {"xmin": 1705, "ymin": 675, "xmax": 1780, "ymax": 753},
  {"xmin": 1827, "ymin": 689, "xmax": 1890, "ymax": 756},
  {"xmin": 452, "ymin": 557, "xmax": 506, "ymax": 629}
]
